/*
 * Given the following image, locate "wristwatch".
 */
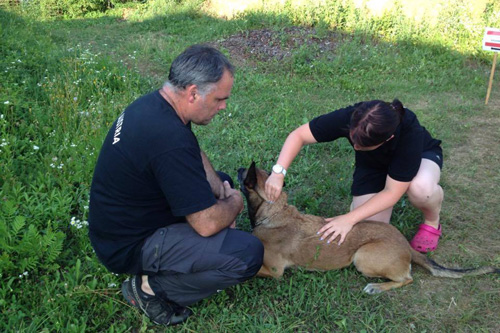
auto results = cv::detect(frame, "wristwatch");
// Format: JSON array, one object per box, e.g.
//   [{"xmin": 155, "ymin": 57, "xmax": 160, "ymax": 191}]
[{"xmin": 272, "ymin": 164, "xmax": 287, "ymax": 176}]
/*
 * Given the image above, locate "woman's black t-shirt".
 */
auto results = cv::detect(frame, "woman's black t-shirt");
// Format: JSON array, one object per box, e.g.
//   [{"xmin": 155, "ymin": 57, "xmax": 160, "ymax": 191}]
[{"xmin": 309, "ymin": 103, "xmax": 442, "ymax": 183}]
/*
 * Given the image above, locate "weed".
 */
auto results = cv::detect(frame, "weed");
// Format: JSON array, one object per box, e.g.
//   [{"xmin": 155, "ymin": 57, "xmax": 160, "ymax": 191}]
[{"xmin": 1, "ymin": 1, "xmax": 499, "ymax": 331}]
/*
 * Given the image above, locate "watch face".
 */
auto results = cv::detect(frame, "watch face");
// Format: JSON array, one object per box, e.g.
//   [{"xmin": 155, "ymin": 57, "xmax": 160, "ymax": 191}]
[{"xmin": 273, "ymin": 165, "xmax": 283, "ymax": 173}]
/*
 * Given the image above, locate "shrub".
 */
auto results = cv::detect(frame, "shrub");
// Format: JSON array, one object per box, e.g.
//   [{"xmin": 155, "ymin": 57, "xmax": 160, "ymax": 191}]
[{"xmin": 10, "ymin": 0, "xmax": 113, "ymax": 19}]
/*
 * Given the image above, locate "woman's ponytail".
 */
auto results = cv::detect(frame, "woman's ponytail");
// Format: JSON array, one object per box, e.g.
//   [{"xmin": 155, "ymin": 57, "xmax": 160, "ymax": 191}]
[{"xmin": 390, "ymin": 98, "xmax": 405, "ymax": 122}]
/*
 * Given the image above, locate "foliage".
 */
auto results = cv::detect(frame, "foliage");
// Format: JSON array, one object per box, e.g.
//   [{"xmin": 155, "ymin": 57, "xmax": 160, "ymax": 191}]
[
  {"xmin": 205, "ymin": 0, "xmax": 500, "ymax": 59},
  {"xmin": 1, "ymin": 0, "xmax": 499, "ymax": 331},
  {"xmin": 0, "ymin": 9, "xmax": 149, "ymax": 330},
  {"xmin": 6, "ymin": 0, "xmax": 113, "ymax": 19}
]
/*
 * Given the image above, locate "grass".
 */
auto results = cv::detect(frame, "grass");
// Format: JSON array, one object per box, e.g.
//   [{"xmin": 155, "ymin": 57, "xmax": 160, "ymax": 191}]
[{"xmin": 1, "ymin": 0, "xmax": 499, "ymax": 331}]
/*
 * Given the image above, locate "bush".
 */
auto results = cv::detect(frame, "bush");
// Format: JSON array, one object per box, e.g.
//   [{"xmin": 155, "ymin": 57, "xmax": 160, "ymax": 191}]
[{"xmin": 10, "ymin": 0, "xmax": 113, "ymax": 19}]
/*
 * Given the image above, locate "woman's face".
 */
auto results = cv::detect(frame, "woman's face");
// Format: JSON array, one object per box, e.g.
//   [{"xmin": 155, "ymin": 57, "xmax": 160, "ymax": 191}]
[
  {"xmin": 351, "ymin": 134, "xmax": 394, "ymax": 151},
  {"xmin": 353, "ymin": 142, "xmax": 384, "ymax": 151}
]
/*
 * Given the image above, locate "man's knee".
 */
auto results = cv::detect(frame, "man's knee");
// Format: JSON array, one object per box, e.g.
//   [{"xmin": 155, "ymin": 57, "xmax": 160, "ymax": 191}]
[
  {"xmin": 242, "ymin": 235, "xmax": 264, "ymax": 278},
  {"xmin": 220, "ymin": 230, "xmax": 264, "ymax": 280}
]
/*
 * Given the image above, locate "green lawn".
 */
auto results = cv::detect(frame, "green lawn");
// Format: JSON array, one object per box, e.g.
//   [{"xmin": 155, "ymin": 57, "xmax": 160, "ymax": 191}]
[{"xmin": 1, "ymin": 1, "xmax": 499, "ymax": 331}]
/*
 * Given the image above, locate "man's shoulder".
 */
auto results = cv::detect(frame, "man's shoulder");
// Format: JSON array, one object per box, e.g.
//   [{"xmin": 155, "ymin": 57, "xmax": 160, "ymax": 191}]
[
  {"xmin": 105, "ymin": 90, "xmax": 195, "ymax": 159},
  {"xmin": 125, "ymin": 90, "xmax": 184, "ymax": 133},
  {"xmin": 127, "ymin": 90, "xmax": 171, "ymax": 115}
]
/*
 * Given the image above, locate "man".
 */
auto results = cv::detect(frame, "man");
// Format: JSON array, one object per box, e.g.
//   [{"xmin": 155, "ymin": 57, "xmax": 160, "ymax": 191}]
[{"xmin": 88, "ymin": 45, "xmax": 264, "ymax": 326}]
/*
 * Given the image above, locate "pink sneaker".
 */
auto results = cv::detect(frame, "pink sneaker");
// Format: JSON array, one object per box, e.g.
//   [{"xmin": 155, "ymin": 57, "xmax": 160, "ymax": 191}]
[{"xmin": 410, "ymin": 224, "xmax": 442, "ymax": 253}]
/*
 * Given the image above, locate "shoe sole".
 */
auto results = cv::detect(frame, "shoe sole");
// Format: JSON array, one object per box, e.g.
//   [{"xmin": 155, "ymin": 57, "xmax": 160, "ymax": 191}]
[{"xmin": 122, "ymin": 279, "xmax": 142, "ymax": 310}]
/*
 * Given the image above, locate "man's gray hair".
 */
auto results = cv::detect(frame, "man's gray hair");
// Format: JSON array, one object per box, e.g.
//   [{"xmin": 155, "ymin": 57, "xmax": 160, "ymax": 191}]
[{"xmin": 166, "ymin": 44, "xmax": 234, "ymax": 96}]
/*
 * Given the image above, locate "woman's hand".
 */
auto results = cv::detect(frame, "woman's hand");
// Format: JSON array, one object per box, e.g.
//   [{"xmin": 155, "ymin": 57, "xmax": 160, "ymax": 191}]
[
  {"xmin": 317, "ymin": 215, "xmax": 354, "ymax": 245},
  {"xmin": 265, "ymin": 173, "xmax": 285, "ymax": 202}
]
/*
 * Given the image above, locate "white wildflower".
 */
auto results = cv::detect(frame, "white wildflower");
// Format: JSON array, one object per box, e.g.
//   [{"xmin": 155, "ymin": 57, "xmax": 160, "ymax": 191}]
[{"xmin": 70, "ymin": 217, "xmax": 88, "ymax": 229}]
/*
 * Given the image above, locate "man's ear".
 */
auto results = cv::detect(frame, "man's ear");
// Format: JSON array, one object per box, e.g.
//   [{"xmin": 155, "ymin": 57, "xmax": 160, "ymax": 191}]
[{"xmin": 186, "ymin": 84, "xmax": 198, "ymax": 103}]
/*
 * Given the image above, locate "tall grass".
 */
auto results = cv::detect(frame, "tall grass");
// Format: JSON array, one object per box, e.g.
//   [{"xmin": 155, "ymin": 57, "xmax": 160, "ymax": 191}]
[
  {"xmin": 1, "ymin": 0, "xmax": 499, "ymax": 331},
  {"xmin": 204, "ymin": 0, "xmax": 500, "ymax": 58},
  {"xmin": 1, "ymin": 9, "xmax": 152, "ymax": 330}
]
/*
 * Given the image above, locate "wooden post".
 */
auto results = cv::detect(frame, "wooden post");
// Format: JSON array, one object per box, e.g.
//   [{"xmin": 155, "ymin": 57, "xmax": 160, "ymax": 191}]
[{"xmin": 485, "ymin": 52, "xmax": 498, "ymax": 105}]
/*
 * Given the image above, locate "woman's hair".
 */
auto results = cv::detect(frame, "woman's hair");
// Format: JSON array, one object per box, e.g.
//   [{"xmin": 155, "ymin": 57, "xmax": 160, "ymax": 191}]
[
  {"xmin": 349, "ymin": 99, "xmax": 405, "ymax": 147},
  {"xmin": 166, "ymin": 44, "xmax": 234, "ymax": 96}
]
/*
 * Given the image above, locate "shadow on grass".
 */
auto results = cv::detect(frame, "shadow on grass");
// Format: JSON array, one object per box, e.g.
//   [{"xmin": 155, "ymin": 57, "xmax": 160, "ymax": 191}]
[{"xmin": 2, "ymin": 6, "xmax": 499, "ymax": 332}]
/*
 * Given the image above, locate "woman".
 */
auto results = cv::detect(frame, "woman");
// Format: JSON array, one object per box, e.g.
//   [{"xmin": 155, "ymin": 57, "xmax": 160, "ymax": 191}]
[{"xmin": 265, "ymin": 99, "xmax": 443, "ymax": 252}]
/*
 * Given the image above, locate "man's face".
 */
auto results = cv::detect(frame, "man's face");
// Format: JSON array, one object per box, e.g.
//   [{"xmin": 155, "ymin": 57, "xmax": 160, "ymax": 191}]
[{"xmin": 192, "ymin": 70, "xmax": 234, "ymax": 125}]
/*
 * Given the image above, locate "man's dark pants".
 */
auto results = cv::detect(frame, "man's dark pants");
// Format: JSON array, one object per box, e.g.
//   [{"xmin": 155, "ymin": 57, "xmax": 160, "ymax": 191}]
[{"xmin": 141, "ymin": 172, "xmax": 264, "ymax": 306}]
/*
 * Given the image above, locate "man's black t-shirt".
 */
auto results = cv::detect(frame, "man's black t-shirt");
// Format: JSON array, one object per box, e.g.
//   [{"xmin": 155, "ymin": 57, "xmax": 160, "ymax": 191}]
[
  {"xmin": 309, "ymin": 103, "xmax": 441, "ymax": 182},
  {"xmin": 89, "ymin": 91, "xmax": 216, "ymax": 274}
]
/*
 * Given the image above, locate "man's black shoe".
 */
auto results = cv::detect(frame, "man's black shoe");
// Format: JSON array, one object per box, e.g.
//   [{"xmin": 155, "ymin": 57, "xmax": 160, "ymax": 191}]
[{"xmin": 122, "ymin": 276, "xmax": 192, "ymax": 326}]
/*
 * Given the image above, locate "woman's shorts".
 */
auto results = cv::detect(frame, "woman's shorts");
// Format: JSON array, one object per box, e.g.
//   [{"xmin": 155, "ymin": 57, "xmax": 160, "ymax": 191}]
[{"xmin": 351, "ymin": 146, "xmax": 443, "ymax": 196}]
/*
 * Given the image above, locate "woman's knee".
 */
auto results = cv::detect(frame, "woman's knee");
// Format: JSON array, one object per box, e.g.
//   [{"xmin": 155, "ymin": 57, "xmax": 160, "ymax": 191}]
[
  {"xmin": 407, "ymin": 178, "xmax": 440, "ymax": 204},
  {"xmin": 408, "ymin": 158, "xmax": 442, "ymax": 203}
]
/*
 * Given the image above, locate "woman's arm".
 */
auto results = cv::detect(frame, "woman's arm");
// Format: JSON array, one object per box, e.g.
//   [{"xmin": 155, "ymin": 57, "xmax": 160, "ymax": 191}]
[
  {"xmin": 265, "ymin": 123, "xmax": 318, "ymax": 201},
  {"xmin": 318, "ymin": 176, "xmax": 410, "ymax": 244}
]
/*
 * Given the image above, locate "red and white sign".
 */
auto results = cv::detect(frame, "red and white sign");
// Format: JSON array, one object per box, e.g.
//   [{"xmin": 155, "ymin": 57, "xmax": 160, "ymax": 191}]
[{"xmin": 483, "ymin": 27, "xmax": 500, "ymax": 52}]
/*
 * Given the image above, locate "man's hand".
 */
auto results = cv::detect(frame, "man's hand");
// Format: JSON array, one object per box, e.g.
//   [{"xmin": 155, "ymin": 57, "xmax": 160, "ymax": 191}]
[
  {"xmin": 222, "ymin": 181, "xmax": 240, "ymax": 229},
  {"xmin": 317, "ymin": 215, "xmax": 354, "ymax": 245},
  {"xmin": 186, "ymin": 181, "xmax": 243, "ymax": 237},
  {"xmin": 222, "ymin": 181, "xmax": 244, "ymax": 214}
]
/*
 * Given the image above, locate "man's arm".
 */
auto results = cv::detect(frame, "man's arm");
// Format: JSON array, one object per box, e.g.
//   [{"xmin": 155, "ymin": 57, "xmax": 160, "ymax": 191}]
[
  {"xmin": 186, "ymin": 150, "xmax": 242, "ymax": 236},
  {"xmin": 186, "ymin": 181, "xmax": 243, "ymax": 237},
  {"xmin": 201, "ymin": 150, "xmax": 224, "ymax": 198}
]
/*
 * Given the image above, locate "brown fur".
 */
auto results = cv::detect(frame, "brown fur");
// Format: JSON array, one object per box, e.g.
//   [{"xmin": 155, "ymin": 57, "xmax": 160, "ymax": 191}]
[{"xmin": 238, "ymin": 162, "xmax": 499, "ymax": 294}]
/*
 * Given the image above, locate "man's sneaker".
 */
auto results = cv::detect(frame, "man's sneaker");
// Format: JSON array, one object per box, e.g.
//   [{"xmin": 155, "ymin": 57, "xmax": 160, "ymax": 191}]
[{"xmin": 122, "ymin": 276, "xmax": 192, "ymax": 326}]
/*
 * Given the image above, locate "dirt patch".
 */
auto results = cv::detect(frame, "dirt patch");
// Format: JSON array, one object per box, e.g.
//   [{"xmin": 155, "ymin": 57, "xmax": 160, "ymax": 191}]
[{"xmin": 210, "ymin": 26, "xmax": 341, "ymax": 66}]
